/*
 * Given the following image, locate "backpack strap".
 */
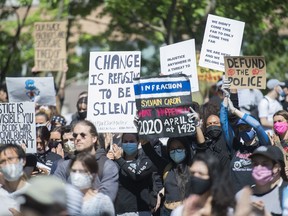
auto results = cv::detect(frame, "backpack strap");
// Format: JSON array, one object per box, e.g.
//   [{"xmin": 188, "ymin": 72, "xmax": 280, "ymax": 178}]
[{"xmin": 163, "ymin": 163, "xmax": 173, "ymax": 181}]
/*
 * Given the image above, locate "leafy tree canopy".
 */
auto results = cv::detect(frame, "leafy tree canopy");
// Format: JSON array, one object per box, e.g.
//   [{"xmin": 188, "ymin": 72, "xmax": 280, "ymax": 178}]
[{"xmin": 0, "ymin": 0, "xmax": 287, "ymax": 86}]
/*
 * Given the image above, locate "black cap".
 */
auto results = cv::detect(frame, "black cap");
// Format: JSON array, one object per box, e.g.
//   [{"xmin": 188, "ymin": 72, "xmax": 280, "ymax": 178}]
[{"xmin": 249, "ymin": 146, "xmax": 284, "ymax": 164}]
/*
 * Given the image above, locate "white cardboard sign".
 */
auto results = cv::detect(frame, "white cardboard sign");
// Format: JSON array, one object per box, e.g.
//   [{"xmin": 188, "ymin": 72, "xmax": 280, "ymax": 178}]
[
  {"xmin": 199, "ymin": 14, "xmax": 245, "ymax": 71},
  {"xmin": 87, "ymin": 51, "xmax": 141, "ymax": 133},
  {"xmin": 160, "ymin": 39, "xmax": 199, "ymax": 92},
  {"xmin": 6, "ymin": 77, "xmax": 56, "ymax": 106},
  {"xmin": 0, "ymin": 102, "xmax": 36, "ymax": 153}
]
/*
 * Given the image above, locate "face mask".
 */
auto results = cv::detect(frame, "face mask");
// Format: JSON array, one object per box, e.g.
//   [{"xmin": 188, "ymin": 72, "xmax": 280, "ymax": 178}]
[
  {"xmin": 278, "ymin": 87, "xmax": 286, "ymax": 97},
  {"xmin": 170, "ymin": 149, "xmax": 186, "ymax": 164},
  {"xmin": 78, "ymin": 111, "xmax": 87, "ymax": 120},
  {"xmin": 205, "ymin": 125, "xmax": 222, "ymax": 139},
  {"xmin": 64, "ymin": 140, "xmax": 75, "ymax": 152},
  {"xmin": 48, "ymin": 140, "xmax": 62, "ymax": 149},
  {"xmin": 0, "ymin": 160, "xmax": 24, "ymax": 181},
  {"xmin": 274, "ymin": 122, "xmax": 288, "ymax": 135},
  {"xmin": 187, "ymin": 176, "xmax": 211, "ymax": 195},
  {"xmin": 239, "ymin": 129, "xmax": 256, "ymax": 143},
  {"xmin": 70, "ymin": 172, "xmax": 93, "ymax": 190},
  {"xmin": 122, "ymin": 143, "xmax": 138, "ymax": 156},
  {"xmin": 252, "ymin": 165, "xmax": 274, "ymax": 186}
]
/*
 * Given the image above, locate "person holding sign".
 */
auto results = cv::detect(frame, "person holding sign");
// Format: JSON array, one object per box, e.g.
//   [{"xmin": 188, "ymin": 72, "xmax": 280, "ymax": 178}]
[
  {"xmin": 258, "ymin": 79, "xmax": 285, "ymax": 134},
  {"xmin": 108, "ymin": 133, "xmax": 157, "ymax": 215},
  {"xmin": 141, "ymin": 136, "xmax": 193, "ymax": 216},
  {"xmin": 189, "ymin": 106, "xmax": 232, "ymax": 171},
  {"xmin": 0, "ymin": 144, "xmax": 29, "ymax": 216},
  {"xmin": 220, "ymin": 88, "xmax": 271, "ymax": 194}
]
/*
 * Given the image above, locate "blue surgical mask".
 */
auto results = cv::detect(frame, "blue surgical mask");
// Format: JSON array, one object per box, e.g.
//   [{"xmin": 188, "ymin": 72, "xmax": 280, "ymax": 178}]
[
  {"xmin": 122, "ymin": 143, "xmax": 138, "ymax": 155},
  {"xmin": 278, "ymin": 87, "xmax": 286, "ymax": 97},
  {"xmin": 239, "ymin": 129, "xmax": 256, "ymax": 143},
  {"xmin": 170, "ymin": 149, "xmax": 186, "ymax": 163}
]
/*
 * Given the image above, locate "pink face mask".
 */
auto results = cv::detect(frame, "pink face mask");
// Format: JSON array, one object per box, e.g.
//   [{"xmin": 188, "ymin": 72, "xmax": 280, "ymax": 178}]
[
  {"xmin": 252, "ymin": 165, "xmax": 274, "ymax": 186},
  {"xmin": 274, "ymin": 121, "xmax": 288, "ymax": 135}
]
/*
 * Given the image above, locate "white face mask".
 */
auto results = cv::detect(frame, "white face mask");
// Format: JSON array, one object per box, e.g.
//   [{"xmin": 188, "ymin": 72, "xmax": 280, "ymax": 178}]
[
  {"xmin": 0, "ymin": 159, "xmax": 24, "ymax": 181},
  {"xmin": 70, "ymin": 172, "xmax": 93, "ymax": 190},
  {"xmin": 65, "ymin": 140, "xmax": 75, "ymax": 152}
]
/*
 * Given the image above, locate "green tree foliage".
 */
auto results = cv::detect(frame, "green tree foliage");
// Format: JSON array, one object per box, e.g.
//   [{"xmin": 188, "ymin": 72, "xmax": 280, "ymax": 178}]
[
  {"xmin": 101, "ymin": 0, "xmax": 288, "ymax": 79},
  {"xmin": 0, "ymin": 0, "xmax": 287, "ymax": 86}
]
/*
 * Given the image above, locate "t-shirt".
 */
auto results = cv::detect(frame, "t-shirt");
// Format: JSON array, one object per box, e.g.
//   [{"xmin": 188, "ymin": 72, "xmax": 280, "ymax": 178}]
[
  {"xmin": 251, "ymin": 180, "xmax": 284, "ymax": 216},
  {"xmin": 81, "ymin": 192, "xmax": 115, "ymax": 216},
  {"xmin": 258, "ymin": 95, "xmax": 283, "ymax": 132},
  {"xmin": 230, "ymin": 144, "xmax": 258, "ymax": 193},
  {"xmin": 0, "ymin": 182, "xmax": 29, "ymax": 216}
]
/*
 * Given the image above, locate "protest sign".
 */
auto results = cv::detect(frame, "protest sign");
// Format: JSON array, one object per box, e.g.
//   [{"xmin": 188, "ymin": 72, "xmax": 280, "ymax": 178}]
[
  {"xmin": 0, "ymin": 102, "xmax": 36, "ymax": 153},
  {"xmin": 134, "ymin": 74, "xmax": 195, "ymax": 139},
  {"xmin": 34, "ymin": 21, "xmax": 67, "ymax": 71},
  {"xmin": 199, "ymin": 14, "xmax": 245, "ymax": 71},
  {"xmin": 6, "ymin": 77, "xmax": 56, "ymax": 105},
  {"xmin": 87, "ymin": 51, "xmax": 140, "ymax": 133},
  {"xmin": 224, "ymin": 56, "xmax": 266, "ymax": 89},
  {"xmin": 160, "ymin": 39, "xmax": 199, "ymax": 92},
  {"xmin": 197, "ymin": 52, "xmax": 222, "ymax": 83}
]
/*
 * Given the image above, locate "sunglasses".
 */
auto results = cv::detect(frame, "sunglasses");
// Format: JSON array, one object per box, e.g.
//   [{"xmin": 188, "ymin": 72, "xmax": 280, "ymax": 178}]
[{"xmin": 72, "ymin": 132, "xmax": 87, "ymax": 139}]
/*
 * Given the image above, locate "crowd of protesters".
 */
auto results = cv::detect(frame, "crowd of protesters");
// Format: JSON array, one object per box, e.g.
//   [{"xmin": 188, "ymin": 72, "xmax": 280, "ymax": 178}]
[{"xmin": 1, "ymin": 77, "xmax": 288, "ymax": 216}]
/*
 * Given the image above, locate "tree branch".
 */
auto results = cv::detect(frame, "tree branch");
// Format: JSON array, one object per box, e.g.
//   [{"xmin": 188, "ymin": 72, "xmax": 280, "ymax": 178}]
[{"xmin": 1, "ymin": 3, "xmax": 32, "ymax": 83}]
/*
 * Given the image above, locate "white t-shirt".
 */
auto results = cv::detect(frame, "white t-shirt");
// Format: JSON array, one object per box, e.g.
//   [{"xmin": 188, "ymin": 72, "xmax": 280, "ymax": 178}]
[
  {"xmin": 238, "ymin": 89, "xmax": 263, "ymax": 111},
  {"xmin": 258, "ymin": 95, "xmax": 283, "ymax": 132},
  {"xmin": 0, "ymin": 182, "xmax": 29, "ymax": 216}
]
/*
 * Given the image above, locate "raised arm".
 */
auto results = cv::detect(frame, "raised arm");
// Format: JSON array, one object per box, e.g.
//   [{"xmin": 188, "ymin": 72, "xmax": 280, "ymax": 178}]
[{"xmin": 228, "ymin": 98, "xmax": 271, "ymax": 146}]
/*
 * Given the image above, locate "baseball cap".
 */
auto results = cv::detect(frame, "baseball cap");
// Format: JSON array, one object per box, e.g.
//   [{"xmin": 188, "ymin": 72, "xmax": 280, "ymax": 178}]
[
  {"xmin": 249, "ymin": 145, "xmax": 284, "ymax": 164},
  {"xmin": 267, "ymin": 79, "xmax": 285, "ymax": 90},
  {"xmin": 23, "ymin": 176, "xmax": 67, "ymax": 206}
]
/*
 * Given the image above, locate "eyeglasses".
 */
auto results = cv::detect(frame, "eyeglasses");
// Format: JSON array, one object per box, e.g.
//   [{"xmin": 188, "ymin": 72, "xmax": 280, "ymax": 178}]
[
  {"xmin": 170, "ymin": 149, "xmax": 185, "ymax": 154},
  {"xmin": 72, "ymin": 132, "xmax": 87, "ymax": 139},
  {"xmin": 0, "ymin": 156, "xmax": 19, "ymax": 166}
]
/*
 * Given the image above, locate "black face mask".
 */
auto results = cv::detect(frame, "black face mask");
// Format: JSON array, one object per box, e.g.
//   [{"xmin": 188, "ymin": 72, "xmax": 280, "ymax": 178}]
[
  {"xmin": 205, "ymin": 125, "xmax": 222, "ymax": 139},
  {"xmin": 78, "ymin": 111, "xmax": 87, "ymax": 120},
  {"xmin": 48, "ymin": 140, "xmax": 62, "ymax": 149},
  {"xmin": 187, "ymin": 176, "xmax": 211, "ymax": 195}
]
